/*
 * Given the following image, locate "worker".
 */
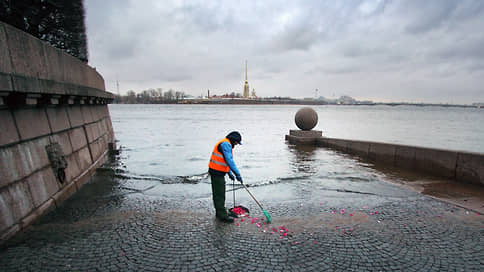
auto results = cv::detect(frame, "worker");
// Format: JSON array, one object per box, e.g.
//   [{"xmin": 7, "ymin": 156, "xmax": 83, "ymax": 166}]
[{"xmin": 208, "ymin": 131, "xmax": 243, "ymax": 223}]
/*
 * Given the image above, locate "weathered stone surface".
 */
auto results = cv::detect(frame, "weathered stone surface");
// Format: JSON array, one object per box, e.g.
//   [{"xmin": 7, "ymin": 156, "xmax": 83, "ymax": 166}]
[
  {"xmin": 415, "ymin": 148, "xmax": 457, "ymax": 179},
  {"xmin": 0, "ymin": 192, "xmax": 14, "ymax": 233},
  {"xmin": 347, "ymin": 140, "xmax": 370, "ymax": 157},
  {"xmin": 3, "ymin": 181, "xmax": 34, "ymax": 222},
  {"xmin": 285, "ymin": 134, "xmax": 318, "ymax": 145},
  {"xmin": 80, "ymin": 105, "xmax": 95, "ymax": 124},
  {"xmin": 13, "ymin": 108, "xmax": 51, "ymax": 140},
  {"xmin": 52, "ymin": 181, "xmax": 77, "ymax": 207},
  {"xmin": 395, "ymin": 145, "xmax": 417, "ymax": 169},
  {"xmin": 289, "ymin": 129, "xmax": 322, "ymax": 138},
  {"xmin": 295, "ymin": 107, "xmax": 318, "ymax": 131},
  {"xmin": 0, "ymin": 109, "xmax": 20, "ymax": 146},
  {"xmin": 0, "ymin": 23, "xmax": 13, "ymax": 74},
  {"xmin": 62, "ymin": 52, "xmax": 86, "ymax": 87},
  {"xmin": 456, "ymin": 152, "xmax": 484, "ymax": 185},
  {"xmin": 25, "ymin": 168, "xmax": 59, "ymax": 207},
  {"xmin": 0, "ymin": 72, "xmax": 13, "ymax": 92},
  {"xmin": 46, "ymin": 106, "xmax": 71, "ymax": 133},
  {"xmin": 369, "ymin": 142, "xmax": 396, "ymax": 164},
  {"xmin": 3, "ymin": 23, "xmax": 49, "ymax": 80},
  {"xmin": 49, "ymin": 131, "xmax": 73, "ymax": 156},
  {"xmin": 104, "ymin": 115, "xmax": 114, "ymax": 135},
  {"xmin": 75, "ymin": 146, "xmax": 93, "ymax": 173},
  {"xmin": 325, "ymin": 138, "xmax": 348, "ymax": 151},
  {"xmin": 90, "ymin": 105, "xmax": 103, "ymax": 122},
  {"xmin": 0, "ymin": 22, "xmax": 115, "ymax": 244},
  {"xmin": 66, "ymin": 105, "xmax": 83, "ymax": 127},
  {"xmin": 85, "ymin": 122, "xmax": 103, "ymax": 143},
  {"xmin": 42, "ymin": 43, "xmax": 65, "ymax": 83},
  {"xmin": 0, "ymin": 137, "xmax": 50, "ymax": 188},
  {"xmin": 64, "ymin": 152, "xmax": 81, "ymax": 182},
  {"xmin": 68, "ymin": 127, "xmax": 88, "ymax": 152},
  {"xmin": 38, "ymin": 78, "xmax": 66, "ymax": 95},
  {"xmin": 89, "ymin": 136, "xmax": 107, "ymax": 162},
  {"xmin": 75, "ymin": 151, "xmax": 107, "ymax": 190}
]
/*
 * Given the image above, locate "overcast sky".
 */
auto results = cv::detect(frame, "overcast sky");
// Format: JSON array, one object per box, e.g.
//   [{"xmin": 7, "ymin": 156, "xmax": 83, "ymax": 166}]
[{"xmin": 84, "ymin": 0, "xmax": 484, "ymax": 104}]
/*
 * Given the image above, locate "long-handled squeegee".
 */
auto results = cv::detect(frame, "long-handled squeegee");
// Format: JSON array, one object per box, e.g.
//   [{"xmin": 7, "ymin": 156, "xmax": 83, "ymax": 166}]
[{"xmin": 240, "ymin": 182, "xmax": 272, "ymax": 223}]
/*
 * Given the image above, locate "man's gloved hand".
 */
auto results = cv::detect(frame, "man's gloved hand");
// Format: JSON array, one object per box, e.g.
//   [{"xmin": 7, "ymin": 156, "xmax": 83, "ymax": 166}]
[
  {"xmin": 236, "ymin": 174, "xmax": 243, "ymax": 184},
  {"xmin": 228, "ymin": 172, "xmax": 235, "ymax": 181}
]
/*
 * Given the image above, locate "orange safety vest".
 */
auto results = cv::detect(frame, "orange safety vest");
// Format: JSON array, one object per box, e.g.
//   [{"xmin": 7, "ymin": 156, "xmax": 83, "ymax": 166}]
[{"xmin": 208, "ymin": 138, "xmax": 232, "ymax": 172}]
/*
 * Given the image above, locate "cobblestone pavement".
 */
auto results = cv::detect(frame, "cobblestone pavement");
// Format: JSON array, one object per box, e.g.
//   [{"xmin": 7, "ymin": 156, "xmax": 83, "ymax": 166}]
[{"xmin": 1, "ymin": 169, "xmax": 483, "ymax": 271}]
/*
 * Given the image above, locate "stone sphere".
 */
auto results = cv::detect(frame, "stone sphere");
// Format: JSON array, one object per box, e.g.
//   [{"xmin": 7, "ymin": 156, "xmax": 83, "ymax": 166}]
[{"xmin": 295, "ymin": 107, "xmax": 318, "ymax": 131}]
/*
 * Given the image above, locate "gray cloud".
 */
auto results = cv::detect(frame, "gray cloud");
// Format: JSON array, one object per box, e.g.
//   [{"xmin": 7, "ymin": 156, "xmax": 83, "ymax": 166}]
[{"xmin": 85, "ymin": 0, "xmax": 484, "ymax": 104}]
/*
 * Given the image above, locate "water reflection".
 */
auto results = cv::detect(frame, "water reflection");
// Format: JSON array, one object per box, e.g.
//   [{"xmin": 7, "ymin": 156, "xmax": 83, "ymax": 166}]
[{"xmin": 288, "ymin": 145, "xmax": 318, "ymax": 175}]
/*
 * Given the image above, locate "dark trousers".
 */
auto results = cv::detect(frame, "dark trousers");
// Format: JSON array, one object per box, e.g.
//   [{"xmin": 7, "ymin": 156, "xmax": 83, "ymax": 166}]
[{"xmin": 210, "ymin": 174, "xmax": 227, "ymax": 218}]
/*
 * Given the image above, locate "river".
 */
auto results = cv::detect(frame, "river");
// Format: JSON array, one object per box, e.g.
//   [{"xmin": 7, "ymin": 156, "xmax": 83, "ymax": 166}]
[{"xmin": 108, "ymin": 104, "xmax": 484, "ymax": 184}]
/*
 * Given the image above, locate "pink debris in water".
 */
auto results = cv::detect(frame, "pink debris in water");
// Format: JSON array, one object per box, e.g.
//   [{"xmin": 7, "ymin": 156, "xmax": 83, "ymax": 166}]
[
  {"xmin": 295, "ymin": 242, "xmax": 299, "ymax": 245},
  {"xmin": 343, "ymin": 231, "xmax": 347, "ymax": 234},
  {"xmin": 405, "ymin": 209, "xmax": 408, "ymax": 212},
  {"xmin": 280, "ymin": 236, "xmax": 283, "ymax": 239},
  {"xmin": 241, "ymin": 218, "xmax": 245, "ymax": 222},
  {"xmin": 350, "ymin": 214, "xmax": 354, "ymax": 217},
  {"xmin": 314, "ymin": 241, "xmax": 317, "ymax": 244},
  {"xmin": 320, "ymin": 202, "xmax": 323, "ymax": 205},
  {"xmin": 236, "ymin": 223, "xmax": 239, "ymax": 226},
  {"xmin": 374, "ymin": 211, "xmax": 378, "ymax": 214},
  {"xmin": 476, "ymin": 213, "xmax": 480, "ymax": 216},
  {"xmin": 270, "ymin": 232, "xmax": 274, "ymax": 234},
  {"xmin": 349, "ymin": 229, "xmax": 353, "ymax": 232},
  {"xmin": 122, "ymin": 253, "xmax": 126, "ymax": 256},
  {"xmin": 331, "ymin": 211, "xmax": 335, "ymax": 214},
  {"xmin": 404, "ymin": 224, "xmax": 407, "ymax": 227},
  {"xmin": 421, "ymin": 212, "xmax": 425, "ymax": 215},
  {"xmin": 283, "ymin": 233, "xmax": 288, "ymax": 236},
  {"xmin": 370, "ymin": 213, "xmax": 374, "ymax": 216},
  {"xmin": 363, "ymin": 206, "xmax": 367, "ymax": 209}
]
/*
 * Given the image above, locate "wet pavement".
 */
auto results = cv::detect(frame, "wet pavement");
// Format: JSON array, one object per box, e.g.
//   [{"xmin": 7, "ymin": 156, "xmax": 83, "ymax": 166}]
[{"xmin": 1, "ymin": 163, "xmax": 483, "ymax": 272}]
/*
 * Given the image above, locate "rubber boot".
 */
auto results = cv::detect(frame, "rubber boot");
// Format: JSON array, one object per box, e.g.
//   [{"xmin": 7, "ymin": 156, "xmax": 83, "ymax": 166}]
[{"xmin": 211, "ymin": 175, "xmax": 234, "ymax": 222}]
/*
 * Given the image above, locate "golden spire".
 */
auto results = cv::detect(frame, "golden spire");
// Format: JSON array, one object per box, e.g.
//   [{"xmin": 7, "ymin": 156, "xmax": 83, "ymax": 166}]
[
  {"xmin": 245, "ymin": 60, "xmax": 248, "ymax": 81},
  {"xmin": 243, "ymin": 60, "xmax": 250, "ymax": 98}
]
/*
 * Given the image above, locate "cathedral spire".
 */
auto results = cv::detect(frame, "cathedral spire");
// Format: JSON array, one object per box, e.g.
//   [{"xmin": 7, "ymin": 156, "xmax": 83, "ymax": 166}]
[
  {"xmin": 243, "ymin": 60, "xmax": 250, "ymax": 98},
  {"xmin": 245, "ymin": 60, "xmax": 248, "ymax": 81}
]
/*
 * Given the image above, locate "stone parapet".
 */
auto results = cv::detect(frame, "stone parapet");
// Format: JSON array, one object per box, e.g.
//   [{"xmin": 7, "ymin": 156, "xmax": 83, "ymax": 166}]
[
  {"xmin": 313, "ymin": 137, "xmax": 484, "ymax": 186},
  {"xmin": 0, "ymin": 22, "xmax": 116, "ymax": 244},
  {"xmin": 0, "ymin": 21, "xmax": 113, "ymax": 108}
]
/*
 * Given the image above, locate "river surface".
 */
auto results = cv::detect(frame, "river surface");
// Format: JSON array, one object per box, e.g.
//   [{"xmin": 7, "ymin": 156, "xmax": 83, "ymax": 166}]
[
  {"xmin": 105, "ymin": 104, "xmax": 484, "ymax": 209},
  {"xmin": 109, "ymin": 104, "xmax": 484, "ymax": 178}
]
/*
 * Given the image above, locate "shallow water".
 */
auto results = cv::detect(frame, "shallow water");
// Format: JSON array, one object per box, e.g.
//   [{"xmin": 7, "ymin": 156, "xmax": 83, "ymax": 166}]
[
  {"xmin": 109, "ymin": 104, "xmax": 484, "ymax": 182},
  {"xmin": 105, "ymin": 104, "xmax": 484, "ymax": 206}
]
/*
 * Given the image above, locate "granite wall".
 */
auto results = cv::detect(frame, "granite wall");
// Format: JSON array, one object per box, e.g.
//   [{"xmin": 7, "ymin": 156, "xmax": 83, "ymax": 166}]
[{"xmin": 0, "ymin": 22, "xmax": 115, "ymax": 243}]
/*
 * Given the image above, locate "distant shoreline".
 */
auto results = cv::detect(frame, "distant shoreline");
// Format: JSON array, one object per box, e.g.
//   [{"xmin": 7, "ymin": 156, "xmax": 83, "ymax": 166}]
[{"xmin": 113, "ymin": 98, "xmax": 482, "ymax": 108}]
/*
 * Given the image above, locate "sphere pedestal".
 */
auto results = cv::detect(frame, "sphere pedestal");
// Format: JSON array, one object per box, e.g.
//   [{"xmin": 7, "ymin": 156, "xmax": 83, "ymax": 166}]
[{"xmin": 286, "ymin": 107, "xmax": 322, "ymax": 145}]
